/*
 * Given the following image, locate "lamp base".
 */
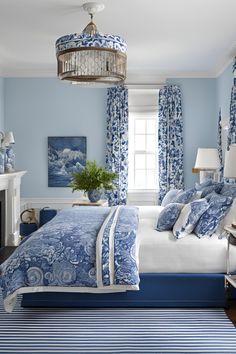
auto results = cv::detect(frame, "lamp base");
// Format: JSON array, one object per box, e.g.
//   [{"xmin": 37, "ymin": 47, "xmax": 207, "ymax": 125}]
[{"xmin": 199, "ymin": 171, "xmax": 219, "ymax": 184}]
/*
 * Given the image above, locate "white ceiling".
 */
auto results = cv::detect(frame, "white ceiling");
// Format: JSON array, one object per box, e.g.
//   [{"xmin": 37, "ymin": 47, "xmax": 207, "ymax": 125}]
[{"xmin": 0, "ymin": 0, "xmax": 235, "ymax": 80}]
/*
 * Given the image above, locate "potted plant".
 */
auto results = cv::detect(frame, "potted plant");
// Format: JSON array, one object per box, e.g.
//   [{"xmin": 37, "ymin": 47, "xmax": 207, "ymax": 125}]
[{"xmin": 70, "ymin": 160, "xmax": 117, "ymax": 203}]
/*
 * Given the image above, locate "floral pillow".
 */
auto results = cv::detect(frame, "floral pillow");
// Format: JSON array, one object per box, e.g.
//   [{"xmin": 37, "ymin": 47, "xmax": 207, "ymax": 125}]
[
  {"xmin": 220, "ymin": 183, "xmax": 236, "ymax": 199},
  {"xmin": 161, "ymin": 189, "xmax": 182, "ymax": 207},
  {"xmin": 199, "ymin": 182, "xmax": 224, "ymax": 198},
  {"xmin": 215, "ymin": 199, "xmax": 236, "ymax": 238},
  {"xmin": 156, "ymin": 203, "xmax": 184, "ymax": 231},
  {"xmin": 194, "ymin": 194, "xmax": 233, "ymax": 238},
  {"xmin": 173, "ymin": 199, "xmax": 209, "ymax": 239},
  {"xmin": 171, "ymin": 188, "xmax": 196, "ymax": 204},
  {"xmin": 195, "ymin": 180, "xmax": 214, "ymax": 191}
]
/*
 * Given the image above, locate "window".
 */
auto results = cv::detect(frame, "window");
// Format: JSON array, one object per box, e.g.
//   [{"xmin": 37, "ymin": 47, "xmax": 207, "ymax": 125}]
[{"xmin": 128, "ymin": 90, "xmax": 159, "ymax": 192}]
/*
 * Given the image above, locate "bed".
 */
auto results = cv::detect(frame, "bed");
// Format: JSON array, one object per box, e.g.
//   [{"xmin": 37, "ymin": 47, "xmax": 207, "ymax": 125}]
[{"xmin": 1, "ymin": 205, "xmax": 235, "ymax": 312}]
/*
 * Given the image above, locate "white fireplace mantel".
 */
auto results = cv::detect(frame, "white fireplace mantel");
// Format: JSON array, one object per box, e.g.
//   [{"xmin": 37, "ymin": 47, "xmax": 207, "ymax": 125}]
[{"xmin": 0, "ymin": 171, "xmax": 26, "ymax": 246}]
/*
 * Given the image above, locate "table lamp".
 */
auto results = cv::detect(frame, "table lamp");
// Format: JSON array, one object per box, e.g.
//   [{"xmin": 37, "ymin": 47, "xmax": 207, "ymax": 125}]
[{"xmin": 193, "ymin": 148, "xmax": 220, "ymax": 183}]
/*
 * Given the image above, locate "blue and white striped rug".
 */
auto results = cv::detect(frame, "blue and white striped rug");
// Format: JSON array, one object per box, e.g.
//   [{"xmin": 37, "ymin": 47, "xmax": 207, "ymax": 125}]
[{"xmin": 0, "ymin": 297, "xmax": 236, "ymax": 353}]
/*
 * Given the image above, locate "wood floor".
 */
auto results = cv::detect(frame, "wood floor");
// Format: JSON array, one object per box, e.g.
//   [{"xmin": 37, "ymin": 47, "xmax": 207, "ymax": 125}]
[{"xmin": 1, "ymin": 246, "xmax": 236, "ymax": 325}]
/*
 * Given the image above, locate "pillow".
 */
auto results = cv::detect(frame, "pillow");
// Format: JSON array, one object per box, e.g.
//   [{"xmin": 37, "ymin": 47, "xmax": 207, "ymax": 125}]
[
  {"xmin": 161, "ymin": 189, "xmax": 182, "ymax": 207},
  {"xmin": 173, "ymin": 199, "xmax": 209, "ymax": 239},
  {"xmin": 199, "ymin": 182, "xmax": 223, "ymax": 198},
  {"xmin": 156, "ymin": 203, "xmax": 184, "ymax": 231},
  {"xmin": 195, "ymin": 180, "xmax": 213, "ymax": 191},
  {"xmin": 215, "ymin": 199, "xmax": 236, "ymax": 237},
  {"xmin": 194, "ymin": 194, "xmax": 233, "ymax": 238},
  {"xmin": 171, "ymin": 188, "xmax": 196, "ymax": 204},
  {"xmin": 204, "ymin": 191, "xmax": 219, "ymax": 201},
  {"xmin": 220, "ymin": 183, "xmax": 236, "ymax": 199}
]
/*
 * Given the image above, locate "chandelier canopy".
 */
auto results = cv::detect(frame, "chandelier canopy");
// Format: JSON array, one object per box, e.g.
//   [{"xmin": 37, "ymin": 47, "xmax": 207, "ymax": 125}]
[{"xmin": 55, "ymin": 2, "xmax": 127, "ymax": 86}]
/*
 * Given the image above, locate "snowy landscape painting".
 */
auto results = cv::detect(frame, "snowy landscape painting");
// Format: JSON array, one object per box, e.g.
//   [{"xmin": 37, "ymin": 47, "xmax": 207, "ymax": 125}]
[{"xmin": 48, "ymin": 136, "xmax": 86, "ymax": 187}]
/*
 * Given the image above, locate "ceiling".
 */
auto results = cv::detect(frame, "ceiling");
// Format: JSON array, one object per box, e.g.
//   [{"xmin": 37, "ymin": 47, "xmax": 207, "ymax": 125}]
[{"xmin": 0, "ymin": 0, "xmax": 236, "ymax": 80}]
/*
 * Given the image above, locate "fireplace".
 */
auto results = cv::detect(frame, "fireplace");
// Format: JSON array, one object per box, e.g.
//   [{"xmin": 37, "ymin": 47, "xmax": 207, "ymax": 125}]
[
  {"xmin": 0, "ymin": 171, "xmax": 26, "ymax": 247},
  {"xmin": 0, "ymin": 190, "xmax": 5, "ymax": 248}
]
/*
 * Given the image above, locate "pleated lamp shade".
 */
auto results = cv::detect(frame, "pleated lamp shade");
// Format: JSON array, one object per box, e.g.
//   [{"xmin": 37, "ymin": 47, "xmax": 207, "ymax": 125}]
[
  {"xmin": 194, "ymin": 148, "xmax": 220, "ymax": 170},
  {"xmin": 4, "ymin": 131, "xmax": 15, "ymax": 146}
]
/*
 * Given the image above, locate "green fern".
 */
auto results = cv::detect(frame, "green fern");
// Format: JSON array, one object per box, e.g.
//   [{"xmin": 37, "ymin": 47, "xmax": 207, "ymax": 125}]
[{"xmin": 70, "ymin": 160, "xmax": 117, "ymax": 193}]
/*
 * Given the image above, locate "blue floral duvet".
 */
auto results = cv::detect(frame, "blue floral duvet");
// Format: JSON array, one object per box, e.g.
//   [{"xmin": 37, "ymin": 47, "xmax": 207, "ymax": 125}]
[{"xmin": 0, "ymin": 206, "xmax": 139, "ymax": 312}]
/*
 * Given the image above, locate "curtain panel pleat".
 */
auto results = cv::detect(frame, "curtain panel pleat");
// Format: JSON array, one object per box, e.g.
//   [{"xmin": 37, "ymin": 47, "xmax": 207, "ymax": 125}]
[
  {"xmin": 227, "ymin": 58, "xmax": 236, "ymax": 149},
  {"xmin": 217, "ymin": 108, "xmax": 224, "ymax": 181},
  {"xmin": 158, "ymin": 85, "xmax": 184, "ymax": 204},
  {"xmin": 106, "ymin": 86, "xmax": 129, "ymax": 206}
]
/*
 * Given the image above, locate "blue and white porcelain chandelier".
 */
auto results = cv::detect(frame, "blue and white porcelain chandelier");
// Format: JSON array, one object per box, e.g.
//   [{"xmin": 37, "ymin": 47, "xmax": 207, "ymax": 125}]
[{"xmin": 55, "ymin": 2, "xmax": 127, "ymax": 86}]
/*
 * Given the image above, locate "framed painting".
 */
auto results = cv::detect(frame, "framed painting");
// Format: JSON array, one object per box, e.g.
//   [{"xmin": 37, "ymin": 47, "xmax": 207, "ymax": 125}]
[{"xmin": 48, "ymin": 136, "xmax": 87, "ymax": 187}]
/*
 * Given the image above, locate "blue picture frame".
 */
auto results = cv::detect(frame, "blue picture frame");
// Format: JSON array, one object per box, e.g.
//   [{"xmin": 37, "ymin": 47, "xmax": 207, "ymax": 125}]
[{"xmin": 48, "ymin": 136, "xmax": 87, "ymax": 187}]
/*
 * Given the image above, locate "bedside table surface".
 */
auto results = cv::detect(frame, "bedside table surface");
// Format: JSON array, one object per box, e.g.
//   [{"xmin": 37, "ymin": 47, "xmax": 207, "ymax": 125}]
[{"xmin": 72, "ymin": 200, "xmax": 108, "ymax": 207}]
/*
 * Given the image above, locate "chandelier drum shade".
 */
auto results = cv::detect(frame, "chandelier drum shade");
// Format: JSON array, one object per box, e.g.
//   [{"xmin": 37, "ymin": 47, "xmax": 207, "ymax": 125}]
[{"xmin": 55, "ymin": 2, "xmax": 127, "ymax": 85}]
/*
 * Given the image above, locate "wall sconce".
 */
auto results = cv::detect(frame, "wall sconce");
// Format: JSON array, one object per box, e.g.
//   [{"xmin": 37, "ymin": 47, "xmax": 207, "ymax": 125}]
[
  {"xmin": 192, "ymin": 148, "xmax": 220, "ymax": 183},
  {"xmin": 0, "ymin": 131, "xmax": 15, "ymax": 173}
]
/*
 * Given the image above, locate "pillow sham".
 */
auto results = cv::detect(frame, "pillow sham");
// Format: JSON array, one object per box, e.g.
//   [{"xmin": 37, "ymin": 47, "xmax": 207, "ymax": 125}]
[
  {"xmin": 194, "ymin": 194, "xmax": 233, "ymax": 238},
  {"xmin": 199, "ymin": 182, "xmax": 223, "ymax": 198},
  {"xmin": 173, "ymin": 199, "xmax": 209, "ymax": 239},
  {"xmin": 215, "ymin": 199, "xmax": 236, "ymax": 238},
  {"xmin": 195, "ymin": 180, "xmax": 213, "ymax": 191},
  {"xmin": 220, "ymin": 183, "xmax": 236, "ymax": 199},
  {"xmin": 156, "ymin": 203, "xmax": 184, "ymax": 231},
  {"xmin": 171, "ymin": 188, "xmax": 196, "ymax": 204},
  {"xmin": 161, "ymin": 189, "xmax": 182, "ymax": 207}
]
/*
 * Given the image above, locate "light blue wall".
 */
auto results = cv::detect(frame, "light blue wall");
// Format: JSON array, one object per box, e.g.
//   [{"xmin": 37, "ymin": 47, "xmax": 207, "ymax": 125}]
[
  {"xmin": 4, "ymin": 76, "xmax": 220, "ymax": 197},
  {"xmin": 0, "ymin": 78, "xmax": 4, "ymax": 131},
  {"xmin": 4, "ymin": 79, "xmax": 107, "ymax": 197},
  {"xmin": 216, "ymin": 62, "xmax": 233, "ymax": 121},
  {"xmin": 167, "ymin": 78, "xmax": 217, "ymax": 188}
]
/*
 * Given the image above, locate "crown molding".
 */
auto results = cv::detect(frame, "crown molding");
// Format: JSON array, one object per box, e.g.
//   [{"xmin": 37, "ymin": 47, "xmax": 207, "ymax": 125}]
[
  {"xmin": 0, "ymin": 68, "xmax": 230, "ymax": 80},
  {"xmin": 0, "ymin": 47, "xmax": 235, "ymax": 80},
  {"xmin": 214, "ymin": 44, "xmax": 236, "ymax": 77}
]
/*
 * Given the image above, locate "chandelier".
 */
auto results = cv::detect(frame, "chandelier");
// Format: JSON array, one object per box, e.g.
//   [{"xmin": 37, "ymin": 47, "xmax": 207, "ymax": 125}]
[{"xmin": 55, "ymin": 2, "xmax": 127, "ymax": 86}]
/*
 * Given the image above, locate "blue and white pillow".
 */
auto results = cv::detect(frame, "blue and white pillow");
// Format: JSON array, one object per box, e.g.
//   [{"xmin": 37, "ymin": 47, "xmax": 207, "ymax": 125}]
[
  {"xmin": 215, "ymin": 199, "xmax": 236, "ymax": 238},
  {"xmin": 161, "ymin": 189, "xmax": 182, "ymax": 207},
  {"xmin": 156, "ymin": 203, "xmax": 184, "ymax": 231},
  {"xmin": 199, "ymin": 182, "xmax": 223, "ymax": 198},
  {"xmin": 195, "ymin": 180, "xmax": 214, "ymax": 191},
  {"xmin": 173, "ymin": 199, "xmax": 209, "ymax": 239},
  {"xmin": 194, "ymin": 194, "xmax": 233, "ymax": 238},
  {"xmin": 171, "ymin": 188, "xmax": 196, "ymax": 204},
  {"xmin": 220, "ymin": 183, "xmax": 236, "ymax": 199}
]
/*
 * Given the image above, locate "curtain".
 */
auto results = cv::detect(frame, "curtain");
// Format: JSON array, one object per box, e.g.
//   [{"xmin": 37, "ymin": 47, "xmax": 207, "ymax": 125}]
[
  {"xmin": 217, "ymin": 108, "xmax": 223, "ymax": 181},
  {"xmin": 106, "ymin": 86, "xmax": 129, "ymax": 206},
  {"xmin": 158, "ymin": 85, "xmax": 184, "ymax": 204},
  {"xmin": 227, "ymin": 57, "xmax": 236, "ymax": 149}
]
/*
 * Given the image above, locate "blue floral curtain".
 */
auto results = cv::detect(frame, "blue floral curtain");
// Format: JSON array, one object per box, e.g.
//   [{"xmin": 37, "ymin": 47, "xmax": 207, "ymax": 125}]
[
  {"xmin": 217, "ymin": 108, "xmax": 223, "ymax": 181},
  {"xmin": 158, "ymin": 85, "xmax": 184, "ymax": 204},
  {"xmin": 227, "ymin": 57, "xmax": 236, "ymax": 149},
  {"xmin": 106, "ymin": 86, "xmax": 129, "ymax": 206}
]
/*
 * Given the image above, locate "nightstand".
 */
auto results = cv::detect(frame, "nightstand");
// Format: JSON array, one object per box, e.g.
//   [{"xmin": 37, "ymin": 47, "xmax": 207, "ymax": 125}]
[
  {"xmin": 72, "ymin": 200, "xmax": 108, "ymax": 207},
  {"xmin": 224, "ymin": 226, "xmax": 236, "ymax": 305}
]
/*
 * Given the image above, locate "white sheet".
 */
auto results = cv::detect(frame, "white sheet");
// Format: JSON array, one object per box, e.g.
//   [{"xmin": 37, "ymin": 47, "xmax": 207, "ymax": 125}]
[{"xmin": 138, "ymin": 206, "xmax": 236, "ymax": 273}]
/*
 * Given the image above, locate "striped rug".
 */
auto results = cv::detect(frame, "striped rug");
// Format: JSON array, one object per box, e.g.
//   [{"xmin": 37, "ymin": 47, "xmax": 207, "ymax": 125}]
[{"xmin": 0, "ymin": 297, "xmax": 236, "ymax": 353}]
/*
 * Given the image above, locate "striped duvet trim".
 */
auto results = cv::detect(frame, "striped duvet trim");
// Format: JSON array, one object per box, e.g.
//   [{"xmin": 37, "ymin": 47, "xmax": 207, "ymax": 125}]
[{"xmin": 0, "ymin": 297, "xmax": 236, "ymax": 352}]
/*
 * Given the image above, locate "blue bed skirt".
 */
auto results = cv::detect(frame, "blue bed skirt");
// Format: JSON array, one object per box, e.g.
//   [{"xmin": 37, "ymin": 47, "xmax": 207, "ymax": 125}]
[{"xmin": 21, "ymin": 273, "xmax": 226, "ymax": 308}]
